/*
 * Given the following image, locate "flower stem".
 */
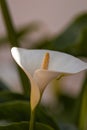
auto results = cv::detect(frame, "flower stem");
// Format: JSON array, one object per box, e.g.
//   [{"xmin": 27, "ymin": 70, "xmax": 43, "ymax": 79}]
[
  {"xmin": 0, "ymin": 0, "xmax": 30, "ymax": 95},
  {"xmin": 29, "ymin": 109, "xmax": 36, "ymax": 130},
  {"xmin": 76, "ymin": 73, "xmax": 87, "ymax": 130},
  {"xmin": 0, "ymin": 0, "xmax": 18, "ymax": 46}
]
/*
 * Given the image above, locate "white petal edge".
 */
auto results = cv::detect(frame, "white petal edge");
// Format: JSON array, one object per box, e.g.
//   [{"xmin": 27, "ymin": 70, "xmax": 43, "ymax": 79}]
[
  {"xmin": 11, "ymin": 47, "xmax": 87, "ymax": 76},
  {"xmin": 11, "ymin": 47, "xmax": 40, "ymax": 110}
]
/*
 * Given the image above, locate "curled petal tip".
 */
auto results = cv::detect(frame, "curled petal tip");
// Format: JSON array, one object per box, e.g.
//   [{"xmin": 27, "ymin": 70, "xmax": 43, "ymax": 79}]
[{"xmin": 11, "ymin": 47, "xmax": 17, "ymax": 55}]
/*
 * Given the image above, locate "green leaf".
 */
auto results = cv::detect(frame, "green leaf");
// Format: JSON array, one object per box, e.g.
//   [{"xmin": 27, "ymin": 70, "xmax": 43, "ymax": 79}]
[
  {"xmin": 36, "ymin": 13, "xmax": 87, "ymax": 56},
  {"xmin": 0, "ymin": 101, "xmax": 59, "ymax": 129},
  {"xmin": 0, "ymin": 91, "xmax": 29, "ymax": 103},
  {"xmin": 36, "ymin": 106, "xmax": 59, "ymax": 130},
  {"xmin": 0, "ymin": 22, "xmax": 40, "ymax": 45},
  {"xmin": 57, "ymin": 95, "xmax": 77, "ymax": 123},
  {"xmin": 58, "ymin": 123, "xmax": 78, "ymax": 130},
  {"xmin": 0, "ymin": 121, "xmax": 54, "ymax": 130},
  {"xmin": 17, "ymin": 22, "xmax": 40, "ymax": 39},
  {"xmin": 0, "ymin": 101, "xmax": 30, "ymax": 122}
]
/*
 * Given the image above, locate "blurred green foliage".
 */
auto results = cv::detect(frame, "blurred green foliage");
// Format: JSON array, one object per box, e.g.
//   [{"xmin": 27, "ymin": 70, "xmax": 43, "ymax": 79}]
[
  {"xmin": 35, "ymin": 13, "xmax": 87, "ymax": 57},
  {"xmin": 0, "ymin": 122, "xmax": 54, "ymax": 130},
  {"xmin": 0, "ymin": 81, "xmax": 9, "ymax": 91},
  {"xmin": 0, "ymin": 0, "xmax": 87, "ymax": 130}
]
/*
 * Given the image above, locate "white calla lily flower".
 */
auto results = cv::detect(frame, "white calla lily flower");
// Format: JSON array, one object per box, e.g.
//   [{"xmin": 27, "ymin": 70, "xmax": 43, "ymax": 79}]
[{"xmin": 11, "ymin": 47, "xmax": 87, "ymax": 110}]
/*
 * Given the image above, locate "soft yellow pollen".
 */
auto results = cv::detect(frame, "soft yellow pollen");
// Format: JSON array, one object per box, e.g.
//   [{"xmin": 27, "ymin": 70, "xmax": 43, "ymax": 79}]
[{"xmin": 41, "ymin": 52, "xmax": 50, "ymax": 69}]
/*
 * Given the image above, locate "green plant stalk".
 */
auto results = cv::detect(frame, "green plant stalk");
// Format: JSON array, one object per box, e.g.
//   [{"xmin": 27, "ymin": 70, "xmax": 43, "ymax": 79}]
[
  {"xmin": 29, "ymin": 96, "xmax": 41, "ymax": 130},
  {"xmin": 29, "ymin": 109, "xmax": 36, "ymax": 130},
  {"xmin": 0, "ymin": 0, "xmax": 30, "ymax": 95},
  {"xmin": 77, "ymin": 74, "xmax": 87, "ymax": 130},
  {"xmin": 0, "ymin": 0, "xmax": 18, "ymax": 46}
]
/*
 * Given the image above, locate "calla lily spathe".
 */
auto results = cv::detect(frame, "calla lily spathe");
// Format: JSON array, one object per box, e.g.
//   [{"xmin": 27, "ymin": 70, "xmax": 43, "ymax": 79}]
[{"xmin": 11, "ymin": 47, "xmax": 87, "ymax": 110}]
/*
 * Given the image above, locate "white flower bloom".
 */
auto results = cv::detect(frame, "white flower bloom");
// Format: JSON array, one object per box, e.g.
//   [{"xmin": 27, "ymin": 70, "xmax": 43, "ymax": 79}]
[{"xmin": 11, "ymin": 47, "xmax": 87, "ymax": 110}]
